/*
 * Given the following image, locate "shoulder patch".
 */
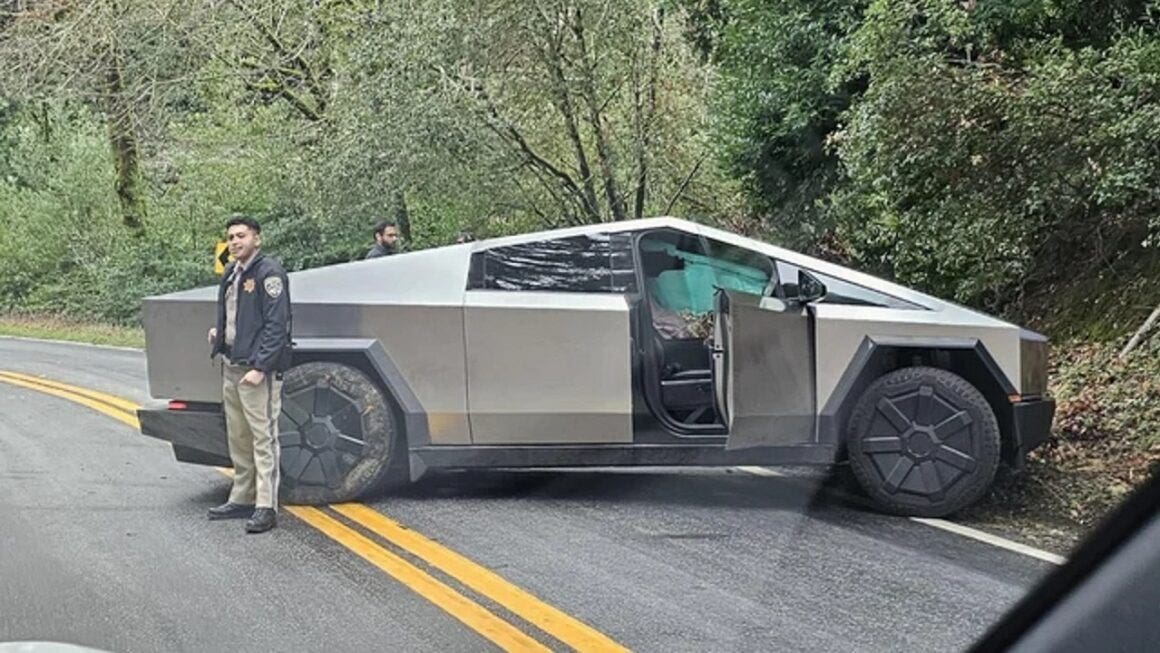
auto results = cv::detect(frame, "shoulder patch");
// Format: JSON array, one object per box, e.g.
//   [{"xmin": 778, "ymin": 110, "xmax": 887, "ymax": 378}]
[{"xmin": 264, "ymin": 276, "xmax": 284, "ymax": 298}]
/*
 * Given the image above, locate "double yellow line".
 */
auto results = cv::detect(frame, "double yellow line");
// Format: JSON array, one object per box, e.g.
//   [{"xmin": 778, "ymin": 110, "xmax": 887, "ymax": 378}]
[
  {"xmin": 0, "ymin": 369, "xmax": 627, "ymax": 652},
  {"xmin": 0, "ymin": 370, "xmax": 142, "ymax": 429}
]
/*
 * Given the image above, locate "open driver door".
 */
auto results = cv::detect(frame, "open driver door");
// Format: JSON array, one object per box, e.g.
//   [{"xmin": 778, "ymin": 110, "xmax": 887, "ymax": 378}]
[{"xmin": 711, "ymin": 288, "xmax": 818, "ymax": 449}]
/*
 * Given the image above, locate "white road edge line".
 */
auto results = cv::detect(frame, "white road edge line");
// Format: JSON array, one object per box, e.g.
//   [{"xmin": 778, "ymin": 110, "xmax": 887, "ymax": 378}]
[
  {"xmin": 733, "ymin": 465, "xmax": 1067, "ymax": 565},
  {"xmin": 909, "ymin": 518, "xmax": 1067, "ymax": 565}
]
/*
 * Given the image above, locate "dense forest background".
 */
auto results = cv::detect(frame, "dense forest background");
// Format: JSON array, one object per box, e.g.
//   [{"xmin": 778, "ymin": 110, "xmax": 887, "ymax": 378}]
[
  {"xmin": 0, "ymin": 0, "xmax": 1155, "ymax": 328},
  {"xmin": 1, "ymin": 0, "xmax": 1158, "ymax": 534}
]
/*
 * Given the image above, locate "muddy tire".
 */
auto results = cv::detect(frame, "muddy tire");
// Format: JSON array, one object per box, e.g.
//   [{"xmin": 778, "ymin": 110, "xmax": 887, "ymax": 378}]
[
  {"xmin": 277, "ymin": 361, "xmax": 406, "ymax": 505},
  {"xmin": 846, "ymin": 366, "xmax": 1000, "ymax": 517}
]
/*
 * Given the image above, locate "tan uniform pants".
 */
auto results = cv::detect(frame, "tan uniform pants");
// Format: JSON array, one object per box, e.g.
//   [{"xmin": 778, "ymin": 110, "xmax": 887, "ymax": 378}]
[{"xmin": 222, "ymin": 362, "xmax": 283, "ymax": 509}]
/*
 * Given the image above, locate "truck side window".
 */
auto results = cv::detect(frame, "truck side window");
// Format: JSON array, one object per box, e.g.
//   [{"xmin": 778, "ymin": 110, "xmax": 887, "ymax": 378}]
[
  {"xmin": 775, "ymin": 261, "xmax": 922, "ymax": 309},
  {"xmin": 467, "ymin": 233, "xmax": 636, "ymax": 293}
]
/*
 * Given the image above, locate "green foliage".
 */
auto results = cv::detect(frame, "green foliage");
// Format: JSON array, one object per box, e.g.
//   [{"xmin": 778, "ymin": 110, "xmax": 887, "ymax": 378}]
[
  {"xmin": 0, "ymin": 105, "xmax": 118, "ymax": 311},
  {"xmin": 830, "ymin": 3, "xmax": 1160, "ymax": 313},
  {"xmin": 2, "ymin": 0, "xmax": 736, "ymax": 323},
  {"xmin": 709, "ymin": 0, "xmax": 1160, "ymax": 319},
  {"xmin": 710, "ymin": 0, "xmax": 867, "ymax": 247},
  {"xmin": 1, "ymin": 0, "xmax": 1158, "ymax": 339},
  {"xmin": 0, "ymin": 103, "xmax": 236, "ymax": 323}
]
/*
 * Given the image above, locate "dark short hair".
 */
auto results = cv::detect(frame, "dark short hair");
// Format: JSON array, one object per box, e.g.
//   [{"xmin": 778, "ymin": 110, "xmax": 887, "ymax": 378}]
[
  {"xmin": 226, "ymin": 214, "xmax": 261, "ymax": 234},
  {"xmin": 373, "ymin": 220, "xmax": 396, "ymax": 237}
]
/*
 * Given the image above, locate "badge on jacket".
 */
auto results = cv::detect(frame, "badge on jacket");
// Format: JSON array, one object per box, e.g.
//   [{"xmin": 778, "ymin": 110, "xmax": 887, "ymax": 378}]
[
  {"xmin": 243, "ymin": 279, "xmax": 256, "ymax": 293},
  {"xmin": 264, "ymin": 277, "xmax": 283, "ymax": 298}
]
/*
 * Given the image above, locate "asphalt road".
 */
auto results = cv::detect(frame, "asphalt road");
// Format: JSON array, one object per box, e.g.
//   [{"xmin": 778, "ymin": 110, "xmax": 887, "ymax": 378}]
[{"xmin": 0, "ymin": 338, "xmax": 1055, "ymax": 652}]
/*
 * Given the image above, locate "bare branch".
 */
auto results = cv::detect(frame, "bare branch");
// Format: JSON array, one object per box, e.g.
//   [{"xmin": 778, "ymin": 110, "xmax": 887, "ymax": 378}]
[
  {"xmin": 533, "ymin": 5, "xmax": 601, "ymax": 221},
  {"xmin": 664, "ymin": 153, "xmax": 707, "ymax": 216},
  {"xmin": 224, "ymin": 0, "xmax": 329, "ymax": 120},
  {"xmin": 633, "ymin": 4, "xmax": 664, "ymax": 220},
  {"xmin": 242, "ymin": 77, "xmax": 324, "ymax": 121},
  {"xmin": 441, "ymin": 60, "xmax": 597, "ymax": 223},
  {"xmin": 1120, "ymin": 303, "xmax": 1160, "ymax": 358},
  {"xmin": 568, "ymin": 3, "xmax": 624, "ymax": 222}
]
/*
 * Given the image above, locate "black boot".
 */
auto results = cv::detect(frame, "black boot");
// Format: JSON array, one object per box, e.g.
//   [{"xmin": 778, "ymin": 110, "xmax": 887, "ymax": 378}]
[
  {"xmin": 208, "ymin": 502, "xmax": 254, "ymax": 520},
  {"xmin": 245, "ymin": 508, "xmax": 277, "ymax": 533}
]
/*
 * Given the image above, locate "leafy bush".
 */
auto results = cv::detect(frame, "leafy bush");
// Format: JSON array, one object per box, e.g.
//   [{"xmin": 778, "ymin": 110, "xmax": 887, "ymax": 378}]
[
  {"xmin": 832, "ymin": 24, "xmax": 1160, "ymax": 313},
  {"xmin": 710, "ymin": 0, "xmax": 1160, "ymax": 318}
]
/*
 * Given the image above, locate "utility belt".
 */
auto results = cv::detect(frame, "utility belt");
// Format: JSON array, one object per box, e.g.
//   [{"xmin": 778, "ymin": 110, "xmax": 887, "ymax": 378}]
[
  {"xmin": 220, "ymin": 344, "xmax": 244, "ymax": 366},
  {"xmin": 221, "ymin": 350, "xmax": 284, "ymax": 380},
  {"xmin": 220, "ymin": 344, "xmax": 248, "ymax": 368}
]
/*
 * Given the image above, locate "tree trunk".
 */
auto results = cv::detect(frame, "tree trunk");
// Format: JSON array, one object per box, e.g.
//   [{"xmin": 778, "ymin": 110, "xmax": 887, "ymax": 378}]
[
  {"xmin": 538, "ymin": 14, "xmax": 601, "ymax": 223},
  {"xmin": 392, "ymin": 189, "xmax": 412, "ymax": 243},
  {"xmin": 38, "ymin": 101, "xmax": 52, "ymax": 143},
  {"xmin": 570, "ymin": 6, "xmax": 625, "ymax": 223},
  {"xmin": 633, "ymin": 5, "xmax": 663, "ymax": 220},
  {"xmin": 103, "ymin": 40, "xmax": 146, "ymax": 236}
]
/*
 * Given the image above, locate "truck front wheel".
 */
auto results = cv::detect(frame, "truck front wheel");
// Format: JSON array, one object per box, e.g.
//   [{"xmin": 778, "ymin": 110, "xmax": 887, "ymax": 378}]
[{"xmin": 846, "ymin": 366, "xmax": 1001, "ymax": 517}]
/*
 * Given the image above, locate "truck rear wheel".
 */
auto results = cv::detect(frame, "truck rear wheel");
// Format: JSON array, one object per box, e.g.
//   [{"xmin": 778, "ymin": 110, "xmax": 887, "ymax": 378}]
[
  {"xmin": 277, "ymin": 361, "xmax": 405, "ymax": 505},
  {"xmin": 846, "ymin": 366, "xmax": 1000, "ymax": 517}
]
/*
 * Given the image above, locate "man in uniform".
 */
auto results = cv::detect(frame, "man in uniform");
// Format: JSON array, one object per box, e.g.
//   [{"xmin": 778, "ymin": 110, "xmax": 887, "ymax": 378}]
[
  {"xmin": 206, "ymin": 215, "xmax": 293, "ymax": 533},
  {"xmin": 365, "ymin": 220, "xmax": 399, "ymax": 258}
]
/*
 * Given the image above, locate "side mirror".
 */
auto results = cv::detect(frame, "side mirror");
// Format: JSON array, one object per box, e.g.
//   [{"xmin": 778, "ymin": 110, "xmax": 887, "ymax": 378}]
[{"xmin": 796, "ymin": 269, "xmax": 827, "ymax": 304}]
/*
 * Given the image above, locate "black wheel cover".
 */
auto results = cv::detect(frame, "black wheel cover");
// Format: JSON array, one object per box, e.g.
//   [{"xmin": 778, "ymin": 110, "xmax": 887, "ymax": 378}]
[
  {"xmin": 277, "ymin": 361, "xmax": 397, "ymax": 504},
  {"xmin": 847, "ymin": 366, "xmax": 1001, "ymax": 517}
]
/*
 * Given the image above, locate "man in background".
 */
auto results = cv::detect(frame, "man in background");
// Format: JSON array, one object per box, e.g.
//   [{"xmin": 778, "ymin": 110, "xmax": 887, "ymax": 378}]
[{"xmin": 366, "ymin": 221, "xmax": 400, "ymax": 258}]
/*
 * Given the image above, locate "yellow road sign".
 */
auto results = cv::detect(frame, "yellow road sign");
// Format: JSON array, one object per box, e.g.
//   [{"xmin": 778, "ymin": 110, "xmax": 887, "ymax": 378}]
[{"xmin": 214, "ymin": 241, "xmax": 232, "ymax": 276}]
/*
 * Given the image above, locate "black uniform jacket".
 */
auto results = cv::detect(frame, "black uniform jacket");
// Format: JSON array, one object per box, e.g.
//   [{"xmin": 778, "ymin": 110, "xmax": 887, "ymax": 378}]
[{"xmin": 210, "ymin": 252, "xmax": 293, "ymax": 373}]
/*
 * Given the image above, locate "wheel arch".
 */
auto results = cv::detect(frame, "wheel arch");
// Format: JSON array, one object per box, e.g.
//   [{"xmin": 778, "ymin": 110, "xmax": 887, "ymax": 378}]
[
  {"xmin": 290, "ymin": 338, "xmax": 430, "ymax": 480},
  {"xmin": 819, "ymin": 336, "xmax": 1020, "ymax": 466}
]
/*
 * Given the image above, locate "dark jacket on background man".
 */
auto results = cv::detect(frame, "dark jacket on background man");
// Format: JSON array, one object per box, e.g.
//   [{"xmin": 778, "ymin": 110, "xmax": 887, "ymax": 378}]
[
  {"xmin": 365, "ymin": 243, "xmax": 393, "ymax": 259},
  {"xmin": 210, "ymin": 252, "xmax": 293, "ymax": 372}
]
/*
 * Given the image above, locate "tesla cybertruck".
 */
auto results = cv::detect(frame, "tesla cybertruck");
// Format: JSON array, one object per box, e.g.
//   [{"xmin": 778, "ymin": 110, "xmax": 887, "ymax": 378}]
[{"xmin": 137, "ymin": 217, "xmax": 1054, "ymax": 516}]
